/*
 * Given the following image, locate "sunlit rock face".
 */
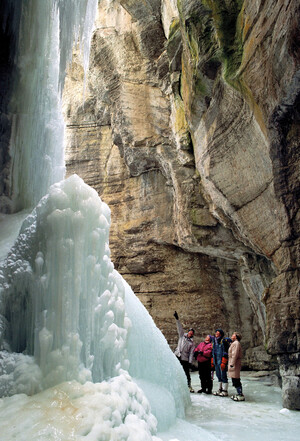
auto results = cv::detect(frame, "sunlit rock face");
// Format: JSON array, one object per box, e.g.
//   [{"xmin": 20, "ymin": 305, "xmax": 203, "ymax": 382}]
[{"xmin": 63, "ymin": 0, "xmax": 300, "ymax": 408}]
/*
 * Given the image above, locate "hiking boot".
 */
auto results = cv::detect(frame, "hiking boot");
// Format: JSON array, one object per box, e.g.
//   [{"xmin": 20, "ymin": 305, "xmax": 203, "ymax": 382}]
[
  {"xmin": 213, "ymin": 389, "xmax": 223, "ymax": 396},
  {"xmin": 197, "ymin": 389, "xmax": 203, "ymax": 393},
  {"xmin": 189, "ymin": 386, "xmax": 195, "ymax": 393},
  {"xmin": 219, "ymin": 390, "xmax": 228, "ymax": 397},
  {"xmin": 231, "ymin": 394, "xmax": 245, "ymax": 401}
]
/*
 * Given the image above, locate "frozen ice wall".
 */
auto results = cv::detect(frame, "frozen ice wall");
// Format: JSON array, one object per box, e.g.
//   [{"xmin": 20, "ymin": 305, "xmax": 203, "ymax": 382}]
[
  {"xmin": 124, "ymin": 280, "xmax": 190, "ymax": 429},
  {"xmin": 3, "ymin": 0, "xmax": 98, "ymax": 212},
  {"xmin": 0, "ymin": 0, "xmax": 190, "ymax": 438},
  {"xmin": 0, "ymin": 175, "xmax": 129, "ymax": 392},
  {"xmin": 0, "ymin": 175, "xmax": 189, "ymax": 436}
]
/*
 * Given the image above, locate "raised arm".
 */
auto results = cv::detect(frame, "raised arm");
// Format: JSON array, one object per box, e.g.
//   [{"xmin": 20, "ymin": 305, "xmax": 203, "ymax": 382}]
[{"xmin": 174, "ymin": 311, "xmax": 184, "ymax": 337}]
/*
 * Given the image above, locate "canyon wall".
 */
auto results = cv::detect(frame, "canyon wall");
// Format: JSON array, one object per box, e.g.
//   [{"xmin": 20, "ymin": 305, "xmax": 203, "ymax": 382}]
[{"xmin": 63, "ymin": 0, "xmax": 300, "ymax": 408}]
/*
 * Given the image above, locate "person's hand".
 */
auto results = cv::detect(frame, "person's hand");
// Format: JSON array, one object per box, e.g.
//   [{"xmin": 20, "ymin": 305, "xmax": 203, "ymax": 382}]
[
  {"xmin": 174, "ymin": 311, "xmax": 179, "ymax": 320},
  {"xmin": 194, "ymin": 351, "xmax": 199, "ymax": 359},
  {"xmin": 199, "ymin": 351, "xmax": 203, "ymax": 356}
]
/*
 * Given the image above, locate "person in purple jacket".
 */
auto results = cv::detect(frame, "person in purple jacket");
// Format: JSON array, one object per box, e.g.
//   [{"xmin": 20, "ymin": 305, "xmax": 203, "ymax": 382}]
[{"xmin": 194, "ymin": 335, "xmax": 213, "ymax": 394}]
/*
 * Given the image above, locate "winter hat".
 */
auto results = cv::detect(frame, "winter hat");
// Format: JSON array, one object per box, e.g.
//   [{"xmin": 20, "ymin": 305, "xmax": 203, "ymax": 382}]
[{"xmin": 215, "ymin": 328, "xmax": 224, "ymax": 338}]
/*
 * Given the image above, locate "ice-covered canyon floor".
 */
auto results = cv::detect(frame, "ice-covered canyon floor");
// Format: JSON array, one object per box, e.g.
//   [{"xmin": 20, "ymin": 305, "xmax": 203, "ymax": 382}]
[
  {"xmin": 159, "ymin": 371, "xmax": 300, "ymax": 441},
  {"xmin": 1, "ymin": 370, "xmax": 299, "ymax": 441}
]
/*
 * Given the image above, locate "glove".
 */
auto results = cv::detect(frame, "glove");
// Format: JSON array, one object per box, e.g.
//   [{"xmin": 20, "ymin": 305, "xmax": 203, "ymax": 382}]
[
  {"xmin": 199, "ymin": 351, "xmax": 203, "ymax": 356},
  {"xmin": 221, "ymin": 357, "xmax": 228, "ymax": 371},
  {"xmin": 174, "ymin": 311, "xmax": 179, "ymax": 320},
  {"xmin": 193, "ymin": 351, "xmax": 199, "ymax": 359}
]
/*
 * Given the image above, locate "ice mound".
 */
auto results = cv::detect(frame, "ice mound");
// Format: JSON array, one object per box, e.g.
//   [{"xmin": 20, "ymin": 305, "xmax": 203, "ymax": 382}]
[
  {"xmin": 0, "ymin": 175, "xmax": 189, "ymax": 434},
  {"xmin": 0, "ymin": 372, "xmax": 161, "ymax": 441}
]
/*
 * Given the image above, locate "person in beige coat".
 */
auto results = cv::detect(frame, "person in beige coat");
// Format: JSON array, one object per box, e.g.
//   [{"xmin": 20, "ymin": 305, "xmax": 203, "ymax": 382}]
[{"xmin": 228, "ymin": 332, "xmax": 245, "ymax": 401}]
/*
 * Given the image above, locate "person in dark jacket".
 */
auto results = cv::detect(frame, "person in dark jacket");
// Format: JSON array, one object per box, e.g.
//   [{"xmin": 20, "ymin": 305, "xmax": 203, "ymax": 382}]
[
  {"xmin": 210, "ymin": 329, "xmax": 231, "ymax": 396},
  {"xmin": 194, "ymin": 335, "xmax": 213, "ymax": 394},
  {"xmin": 174, "ymin": 311, "xmax": 195, "ymax": 392}
]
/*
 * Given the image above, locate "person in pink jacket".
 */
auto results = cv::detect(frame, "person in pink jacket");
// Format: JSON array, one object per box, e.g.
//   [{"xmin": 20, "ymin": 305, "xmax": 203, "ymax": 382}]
[
  {"xmin": 228, "ymin": 332, "xmax": 245, "ymax": 401},
  {"xmin": 194, "ymin": 335, "xmax": 213, "ymax": 394}
]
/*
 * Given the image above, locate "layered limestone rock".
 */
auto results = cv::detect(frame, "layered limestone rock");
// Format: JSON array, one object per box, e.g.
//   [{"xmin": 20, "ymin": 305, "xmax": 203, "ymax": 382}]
[
  {"xmin": 63, "ymin": 0, "xmax": 299, "ymax": 408},
  {"xmin": 174, "ymin": 0, "xmax": 300, "ymax": 408}
]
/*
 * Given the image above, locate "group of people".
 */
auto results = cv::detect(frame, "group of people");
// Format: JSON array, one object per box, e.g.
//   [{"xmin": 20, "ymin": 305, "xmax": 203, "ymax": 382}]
[{"xmin": 174, "ymin": 311, "xmax": 245, "ymax": 402}]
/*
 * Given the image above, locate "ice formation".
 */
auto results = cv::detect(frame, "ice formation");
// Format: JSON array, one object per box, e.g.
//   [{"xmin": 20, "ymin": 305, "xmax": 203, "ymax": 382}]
[
  {"xmin": 3, "ymin": 0, "xmax": 98, "ymax": 212},
  {"xmin": 0, "ymin": 176, "xmax": 126, "ymax": 389},
  {"xmin": 0, "ymin": 174, "xmax": 189, "ymax": 437},
  {"xmin": 1, "ymin": 1, "xmax": 300, "ymax": 440},
  {"xmin": 0, "ymin": 1, "xmax": 190, "ymax": 440},
  {"xmin": 0, "ymin": 374, "xmax": 163, "ymax": 441}
]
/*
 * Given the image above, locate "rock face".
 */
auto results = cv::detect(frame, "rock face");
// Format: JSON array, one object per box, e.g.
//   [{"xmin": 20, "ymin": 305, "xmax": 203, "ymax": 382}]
[
  {"xmin": 0, "ymin": 2, "xmax": 21, "ymax": 212},
  {"xmin": 63, "ymin": 0, "xmax": 300, "ymax": 409}
]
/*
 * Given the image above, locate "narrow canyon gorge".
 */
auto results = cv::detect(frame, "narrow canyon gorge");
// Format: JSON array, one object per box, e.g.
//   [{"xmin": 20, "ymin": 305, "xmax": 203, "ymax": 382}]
[
  {"xmin": 0, "ymin": 0, "xmax": 299, "ymax": 411},
  {"xmin": 62, "ymin": 0, "xmax": 300, "ymax": 409}
]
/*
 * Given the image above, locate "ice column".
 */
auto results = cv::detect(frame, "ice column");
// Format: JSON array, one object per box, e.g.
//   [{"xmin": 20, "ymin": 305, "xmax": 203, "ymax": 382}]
[
  {"xmin": 0, "ymin": 0, "xmax": 190, "ymax": 434},
  {"xmin": 0, "ymin": 175, "xmax": 130, "ymax": 393},
  {"xmin": 0, "ymin": 175, "xmax": 189, "ymax": 432},
  {"xmin": 5, "ymin": 0, "xmax": 98, "ymax": 211}
]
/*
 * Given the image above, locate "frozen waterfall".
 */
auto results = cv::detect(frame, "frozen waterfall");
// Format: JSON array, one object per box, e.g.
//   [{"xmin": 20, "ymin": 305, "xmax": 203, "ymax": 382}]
[
  {"xmin": 0, "ymin": 1, "xmax": 190, "ymax": 440},
  {"xmin": 1, "ymin": 1, "xmax": 300, "ymax": 440},
  {"xmin": 2, "ymin": 0, "xmax": 97, "ymax": 212},
  {"xmin": 0, "ymin": 174, "xmax": 189, "ymax": 438}
]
